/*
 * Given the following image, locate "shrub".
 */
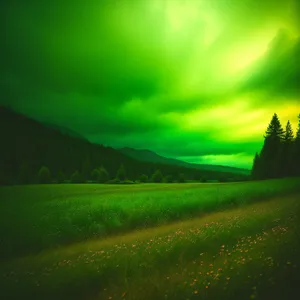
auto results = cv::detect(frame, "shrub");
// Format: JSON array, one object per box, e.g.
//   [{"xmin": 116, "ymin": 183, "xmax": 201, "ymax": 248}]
[
  {"xmin": 57, "ymin": 170, "xmax": 65, "ymax": 184},
  {"xmin": 38, "ymin": 166, "xmax": 52, "ymax": 184},
  {"xmin": 107, "ymin": 178, "xmax": 120, "ymax": 184},
  {"xmin": 151, "ymin": 169, "xmax": 163, "ymax": 183},
  {"xmin": 70, "ymin": 170, "xmax": 83, "ymax": 183},
  {"xmin": 165, "ymin": 175, "xmax": 173, "ymax": 183},
  {"xmin": 122, "ymin": 180, "xmax": 135, "ymax": 184},
  {"xmin": 90, "ymin": 169, "xmax": 100, "ymax": 181},
  {"xmin": 98, "ymin": 166, "xmax": 109, "ymax": 183},
  {"xmin": 139, "ymin": 174, "xmax": 148, "ymax": 183}
]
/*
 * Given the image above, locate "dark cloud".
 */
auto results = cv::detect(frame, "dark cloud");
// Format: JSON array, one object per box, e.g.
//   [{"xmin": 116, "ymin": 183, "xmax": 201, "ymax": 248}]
[
  {"xmin": 1, "ymin": 0, "xmax": 300, "ymax": 169},
  {"xmin": 240, "ymin": 29, "xmax": 300, "ymax": 98}
]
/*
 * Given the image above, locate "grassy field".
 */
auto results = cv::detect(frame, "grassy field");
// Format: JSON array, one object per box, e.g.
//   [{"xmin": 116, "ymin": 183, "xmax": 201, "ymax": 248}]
[{"xmin": 1, "ymin": 178, "xmax": 300, "ymax": 299}]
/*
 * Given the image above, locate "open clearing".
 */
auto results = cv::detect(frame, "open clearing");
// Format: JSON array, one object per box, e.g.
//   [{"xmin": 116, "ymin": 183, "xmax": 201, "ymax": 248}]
[{"xmin": 1, "ymin": 179, "xmax": 300, "ymax": 299}]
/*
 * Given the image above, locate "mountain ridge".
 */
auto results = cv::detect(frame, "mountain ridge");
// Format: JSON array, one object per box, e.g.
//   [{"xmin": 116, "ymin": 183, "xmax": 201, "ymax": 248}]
[{"xmin": 118, "ymin": 147, "xmax": 251, "ymax": 175}]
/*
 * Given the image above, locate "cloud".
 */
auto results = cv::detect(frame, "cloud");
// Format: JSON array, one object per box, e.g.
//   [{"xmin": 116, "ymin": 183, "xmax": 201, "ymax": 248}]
[{"xmin": 1, "ymin": 0, "xmax": 300, "ymax": 169}]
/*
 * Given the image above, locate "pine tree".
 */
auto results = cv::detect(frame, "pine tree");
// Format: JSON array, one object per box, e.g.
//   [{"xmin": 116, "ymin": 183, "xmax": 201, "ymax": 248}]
[
  {"xmin": 294, "ymin": 114, "xmax": 300, "ymax": 176},
  {"xmin": 259, "ymin": 113, "xmax": 285, "ymax": 179},
  {"xmin": 251, "ymin": 152, "xmax": 261, "ymax": 180},
  {"xmin": 279, "ymin": 121, "xmax": 294, "ymax": 177},
  {"xmin": 265, "ymin": 113, "xmax": 285, "ymax": 139}
]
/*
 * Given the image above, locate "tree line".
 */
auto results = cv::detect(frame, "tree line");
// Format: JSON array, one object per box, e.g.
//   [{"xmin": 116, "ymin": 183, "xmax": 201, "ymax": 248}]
[
  {"xmin": 0, "ymin": 106, "xmax": 248, "ymax": 185},
  {"xmin": 251, "ymin": 113, "xmax": 300, "ymax": 179},
  {"xmin": 27, "ymin": 164, "xmax": 189, "ymax": 184}
]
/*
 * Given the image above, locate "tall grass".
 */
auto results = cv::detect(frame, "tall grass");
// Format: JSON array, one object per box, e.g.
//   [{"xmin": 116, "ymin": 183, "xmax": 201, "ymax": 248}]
[
  {"xmin": 1, "ymin": 193, "xmax": 299, "ymax": 300},
  {"xmin": 0, "ymin": 178, "xmax": 300, "ymax": 261}
]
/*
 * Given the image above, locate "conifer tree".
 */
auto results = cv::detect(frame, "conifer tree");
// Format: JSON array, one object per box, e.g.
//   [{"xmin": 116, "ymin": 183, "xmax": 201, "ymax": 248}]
[
  {"xmin": 251, "ymin": 152, "xmax": 261, "ymax": 180},
  {"xmin": 279, "ymin": 121, "xmax": 294, "ymax": 177},
  {"xmin": 294, "ymin": 114, "xmax": 300, "ymax": 176},
  {"xmin": 259, "ymin": 113, "xmax": 285, "ymax": 179}
]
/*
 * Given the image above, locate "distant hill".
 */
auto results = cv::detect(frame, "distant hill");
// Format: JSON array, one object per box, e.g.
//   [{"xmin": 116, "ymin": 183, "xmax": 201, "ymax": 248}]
[
  {"xmin": 0, "ymin": 105, "xmax": 250, "ymax": 185},
  {"xmin": 118, "ymin": 147, "xmax": 251, "ymax": 175},
  {"xmin": 43, "ymin": 122, "xmax": 87, "ymax": 141}
]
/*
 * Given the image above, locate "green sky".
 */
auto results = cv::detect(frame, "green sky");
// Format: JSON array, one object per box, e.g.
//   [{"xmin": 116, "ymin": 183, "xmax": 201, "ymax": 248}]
[{"xmin": 1, "ymin": 0, "xmax": 300, "ymax": 169}]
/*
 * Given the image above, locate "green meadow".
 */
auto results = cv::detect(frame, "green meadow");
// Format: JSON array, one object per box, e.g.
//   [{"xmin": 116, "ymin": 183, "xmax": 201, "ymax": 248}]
[{"xmin": 1, "ymin": 178, "xmax": 300, "ymax": 299}]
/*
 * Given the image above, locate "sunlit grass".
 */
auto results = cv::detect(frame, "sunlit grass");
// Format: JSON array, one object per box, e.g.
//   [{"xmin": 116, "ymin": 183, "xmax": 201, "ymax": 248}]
[
  {"xmin": 0, "ymin": 178, "xmax": 300, "ymax": 261},
  {"xmin": 0, "ymin": 192, "xmax": 299, "ymax": 299}
]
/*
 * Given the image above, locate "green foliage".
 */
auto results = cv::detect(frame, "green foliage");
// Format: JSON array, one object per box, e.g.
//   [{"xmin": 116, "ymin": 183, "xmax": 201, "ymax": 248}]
[
  {"xmin": 165, "ymin": 174, "xmax": 173, "ymax": 183},
  {"xmin": 98, "ymin": 166, "xmax": 109, "ymax": 183},
  {"xmin": 90, "ymin": 168, "xmax": 100, "ymax": 181},
  {"xmin": 122, "ymin": 180, "xmax": 135, "ymax": 184},
  {"xmin": 38, "ymin": 166, "xmax": 52, "ymax": 184},
  {"xmin": 57, "ymin": 170, "xmax": 65, "ymax": 183},
  {"xmin": 251, "ymin": 152, "xmax": 261, "ymax": 180},
  {"xmin": 90, "ymin": 167, "xmax": 109, "ymax": 183},
  {"xmin": 151, "ymin": 169, "xmax": 163, "ymax": 183},
  {"xmin": 265, "ymin": 113, "xmax": 285, "ymax": 139},
  {"xmin": 251, "ymin": 112, "xmax": 300, "ymax": 179},
  {"xmin": 139, "ymin": 174, "xmax": 148, "ymax": 183},
  {"xmin": 116, "ymin": 164, "xmax": 126, "ymax": 181},
  {"xmin": 70, "ymin": 170, "xmax": 83, "ymax": 183},
  {"xmin": 107, "ymin": 178, "xmax": 121, "ymax": 184}
]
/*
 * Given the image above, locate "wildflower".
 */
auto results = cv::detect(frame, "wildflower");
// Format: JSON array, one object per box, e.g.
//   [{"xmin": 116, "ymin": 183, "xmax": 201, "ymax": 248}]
[{"xmin": 194, "ymin": 290, "xmax": 198, "ymax": 294}]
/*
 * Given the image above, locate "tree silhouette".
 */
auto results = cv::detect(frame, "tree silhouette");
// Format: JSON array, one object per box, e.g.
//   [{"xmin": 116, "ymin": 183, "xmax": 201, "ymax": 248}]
[
  {"xmin": 116, "ymin": 164, "xmax": 126, "ymax": 181},
  {"xmin": 151, "ymin": 169, "xmax": 163, "ymax": 183},
  {"xmin": 165, "ymin": 175, "xmax": 173, "ymax": 183},
  {"xmin": 38, "ymin": 166, "xmax": 52, "ymax": 184},
  {"xmin": 294, "ymin": 114, "xmax": 300, "ymax": 176},
  {"xmin": 251, "ymin": 152, "xmax": 261, "ymax": 180},
  {"xmin": 259, "ymin": 113, "xmax": 285, "ymax": 178},
  {"xmin": 98, "ymin": 166, "xmax": 109, "ymax": 183},
  {"xmin": 139, "ymin": 174, "xmax": 148, "ymax": 183},
  {"xmin": 57, "ymin": 170, "xmax": 65, "ymax": 183},
  {"xmin": 279, "ymin": 121, "xmax": 294, "ymax": 177},
  {"xmin": 71, "ymin": 170, "xmax": 83, "ymax": 183}
]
